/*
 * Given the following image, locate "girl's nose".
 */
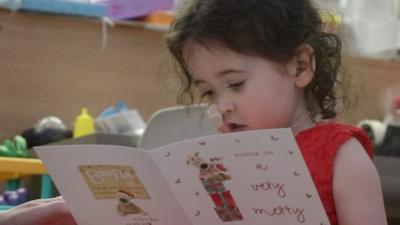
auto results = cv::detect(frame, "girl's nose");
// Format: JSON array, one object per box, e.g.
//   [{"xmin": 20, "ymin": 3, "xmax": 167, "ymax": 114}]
[{"xmin": 216, "ymin": 96, "xmax": 235, "ymax": 114}]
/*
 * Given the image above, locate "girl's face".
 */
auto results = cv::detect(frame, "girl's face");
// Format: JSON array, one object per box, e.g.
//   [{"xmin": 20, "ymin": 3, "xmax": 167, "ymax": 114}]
[{"xmin": 183, "ymin": 41, "xmax": 313, "ymax": 133}]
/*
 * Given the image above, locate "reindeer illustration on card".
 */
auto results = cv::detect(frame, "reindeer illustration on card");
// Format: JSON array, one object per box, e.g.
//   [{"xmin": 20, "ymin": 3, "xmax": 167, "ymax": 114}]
[{"xmin": 187, "ymin": 152, "xmax": 243, "ymax": 222}]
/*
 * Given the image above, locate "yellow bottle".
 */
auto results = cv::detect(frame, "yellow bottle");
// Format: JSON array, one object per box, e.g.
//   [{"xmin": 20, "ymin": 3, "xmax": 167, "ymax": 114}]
[{"xmin": 73, "ymin": 108, "xmax": 95, "ymax": 138}]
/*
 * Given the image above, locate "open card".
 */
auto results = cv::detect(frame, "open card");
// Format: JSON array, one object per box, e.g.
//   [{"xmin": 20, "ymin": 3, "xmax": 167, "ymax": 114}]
[{"xmin": 35, "ymin": 128, "xmax": 330, "ymax": 225}]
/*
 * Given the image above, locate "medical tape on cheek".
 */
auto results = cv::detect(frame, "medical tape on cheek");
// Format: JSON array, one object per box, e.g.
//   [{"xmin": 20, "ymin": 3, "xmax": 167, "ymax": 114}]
[{"xmin": 206, "ymin": 104, "xmax": 224, "ymax": 129}]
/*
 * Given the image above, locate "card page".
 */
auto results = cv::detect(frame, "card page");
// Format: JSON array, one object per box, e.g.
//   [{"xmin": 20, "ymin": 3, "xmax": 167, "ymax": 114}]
[
  {"xmin": 35, "ymin": 145, "xmax": 190, "ymax": 225},
  {"xmin": 150, "ymin": 129, "xmax": 331, "ymax": 225}
]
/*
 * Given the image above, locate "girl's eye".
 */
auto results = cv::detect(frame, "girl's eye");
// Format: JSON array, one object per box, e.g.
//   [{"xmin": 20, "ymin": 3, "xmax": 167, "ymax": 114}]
[
  {"xmin": 201, "ymin": 90, "xmax": 214, "ymax": 99},
  {"xmin": 227, "ymin": 80, "xmax": 245, "ymax": 91}
]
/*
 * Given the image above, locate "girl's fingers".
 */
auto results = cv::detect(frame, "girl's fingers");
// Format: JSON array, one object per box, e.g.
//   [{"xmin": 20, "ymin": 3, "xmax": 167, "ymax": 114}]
[{"xmin": 11, "ymin": 196, "xmax": 66, "ymax": 210}]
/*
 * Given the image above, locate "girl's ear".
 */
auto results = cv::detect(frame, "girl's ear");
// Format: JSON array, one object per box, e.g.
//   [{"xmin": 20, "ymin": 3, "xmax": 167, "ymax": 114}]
[{"xmin": 289, "ymin": 44, "xmax": 316, "ymax": 88}]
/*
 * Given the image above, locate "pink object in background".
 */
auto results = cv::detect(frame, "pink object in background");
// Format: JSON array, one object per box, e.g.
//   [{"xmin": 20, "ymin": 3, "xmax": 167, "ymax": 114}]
[
  {"xmin": 95, "ymin": 0, "xmax": 174, "ymax": 20},
  {"xmin": 391, "ymin": 96, "xmax": 400, "ymax": 119},
  {"xmin": 393, "ymin": 96, "xmax": 400, "ymax": 109}
]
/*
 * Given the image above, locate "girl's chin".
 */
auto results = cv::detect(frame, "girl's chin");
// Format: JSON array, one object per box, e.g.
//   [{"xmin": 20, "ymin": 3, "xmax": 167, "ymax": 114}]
[{"xmin": 232, "ymin": 127, "xmax": 250, "ymax": 132}]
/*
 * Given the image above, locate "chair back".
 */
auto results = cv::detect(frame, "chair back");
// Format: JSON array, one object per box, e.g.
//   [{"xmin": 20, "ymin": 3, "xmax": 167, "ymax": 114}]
[{"xmin": 137, "ymin": 105, "xmax": 216, "ymax": 149}]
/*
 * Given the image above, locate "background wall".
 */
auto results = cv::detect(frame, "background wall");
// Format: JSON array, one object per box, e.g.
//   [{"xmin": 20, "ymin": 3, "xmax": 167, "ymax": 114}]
[
  {"xmin": 340, "ymin": 57, "xmax": 400, "ymax": 124},
  {"xmin": 0, "ymin": 9, "xmax": 399, "ymax": 141},
  {"xmin": 0, "ymin": 10, "xmax": 179, "ymax": 141}
]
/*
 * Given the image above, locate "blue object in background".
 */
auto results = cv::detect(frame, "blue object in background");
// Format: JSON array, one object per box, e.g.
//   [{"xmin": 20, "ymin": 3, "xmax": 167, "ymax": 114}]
[
  {"xmin": 1, "ymin": 188, "xmax": 28, "ymax": 206},
  {"xmin": 20, "ymin": 0, "xmax": 106, "ymax": 18},
  {"xmin": 98, "ymin": 100, "xmax": 129, "ymax": 118},
  {"xmin": 0, "ymin": 175, "xmax": 54, "ymax": 210},
  {"xmin": 116, "ymin": 100, "xmax": 129, "ymax": 112}
]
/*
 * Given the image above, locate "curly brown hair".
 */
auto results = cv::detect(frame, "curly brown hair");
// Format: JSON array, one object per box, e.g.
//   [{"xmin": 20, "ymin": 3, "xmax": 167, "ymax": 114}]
[{"xmin": 166, "ymin": 0, "xmax": 343, "ymax": 120}]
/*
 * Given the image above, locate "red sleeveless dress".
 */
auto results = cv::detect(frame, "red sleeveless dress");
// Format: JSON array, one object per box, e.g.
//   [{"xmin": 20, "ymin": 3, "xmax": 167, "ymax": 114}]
[{"xmin": 295, "ymin": 122, "xmax": 373, "ymax": 225}]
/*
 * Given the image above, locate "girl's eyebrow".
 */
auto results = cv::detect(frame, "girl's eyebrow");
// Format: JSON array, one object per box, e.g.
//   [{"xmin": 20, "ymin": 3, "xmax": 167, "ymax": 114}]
[{"xmin": 194, "ymin": 69, "xmax": 248, "ymax": 86}]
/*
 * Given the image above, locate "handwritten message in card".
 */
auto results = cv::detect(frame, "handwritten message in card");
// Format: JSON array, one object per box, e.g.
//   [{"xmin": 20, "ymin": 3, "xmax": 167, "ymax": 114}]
[{"xmin": 151, "ymin": 129, "xmax": 330, "ymax": 225}]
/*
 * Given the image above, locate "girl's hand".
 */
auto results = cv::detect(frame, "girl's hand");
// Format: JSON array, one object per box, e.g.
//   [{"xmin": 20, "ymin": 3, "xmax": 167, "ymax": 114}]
[{"xmin": 0, "ymin": 196, "xmax": 77, "ymax": 225}]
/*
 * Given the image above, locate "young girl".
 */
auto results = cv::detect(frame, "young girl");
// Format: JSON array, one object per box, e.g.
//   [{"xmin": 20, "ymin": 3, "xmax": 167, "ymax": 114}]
[
  {"xmin": 0, "ymin": 0, "xmax": 387, "ymax": 225},
  {"xmin": 165, "ymin": 0, "xmax": 387, "ymax": 225}
]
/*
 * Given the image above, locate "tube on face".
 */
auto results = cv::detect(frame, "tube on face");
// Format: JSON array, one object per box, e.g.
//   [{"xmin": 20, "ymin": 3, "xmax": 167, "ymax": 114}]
[{"xmin": 207, "ymin": 104, "xmax": 223, "ymax": 129}]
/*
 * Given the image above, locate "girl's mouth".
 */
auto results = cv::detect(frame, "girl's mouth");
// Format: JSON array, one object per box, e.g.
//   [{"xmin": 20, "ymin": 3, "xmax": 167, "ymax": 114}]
[{"xmin": 228, "ymin": 123, "xmax": 248, "ymax": 132}]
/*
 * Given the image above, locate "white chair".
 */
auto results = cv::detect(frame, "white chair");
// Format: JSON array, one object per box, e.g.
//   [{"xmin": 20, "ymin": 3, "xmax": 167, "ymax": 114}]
[{"xmin": 137, "ymin": 105, "xmax": 216, "ymax": 149}]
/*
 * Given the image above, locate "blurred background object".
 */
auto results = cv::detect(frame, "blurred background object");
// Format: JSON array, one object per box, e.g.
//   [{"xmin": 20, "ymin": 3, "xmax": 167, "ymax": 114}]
[
  {"xmin": 341, "ymin": 0, "xmax": 399, "ymax": 58},
  {"xmin": 0, "ymin": 0, "xmax": 174, "ymax": 21},
  {"xmin": 21, "ymin": 116, "xmax": 72, "ymax": 149},
  {"xmin": 314, "ymin": 0, "xmax": 399, "ymax": 59},
  {"xmin": 95, "ymin": 101, "xmax": 146, "ymax": 137},
  {"xmin": 73, "ymin": 108, "xmax": 95, "ymax": 138},
  {"xmin": 358, "ymin": 86, "xmax": 400, "ymax": 156}
]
